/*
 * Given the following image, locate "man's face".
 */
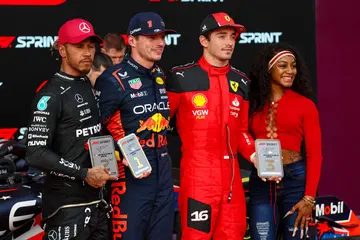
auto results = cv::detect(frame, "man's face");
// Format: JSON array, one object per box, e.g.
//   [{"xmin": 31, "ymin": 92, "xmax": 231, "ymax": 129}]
[
  {"xmin": 201, "ymin": 27, "xmax": 237, "ymax": 61},
  {"xmin": 103, "ymin": 48, "xmax": 125, "ymax": 65},
  {"xmin": 60, "ymin": 39, "xmax": 96, "ymax": 75},
  {"xmin": 130, "ymin": 33, "xmax": 166, "ymax": 62}
]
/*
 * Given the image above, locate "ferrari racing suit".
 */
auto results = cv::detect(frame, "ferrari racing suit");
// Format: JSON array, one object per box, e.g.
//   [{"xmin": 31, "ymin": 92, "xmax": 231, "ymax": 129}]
[{"xmin": 166, "ymin": 56, "xmax": 255, "ymax": 240}]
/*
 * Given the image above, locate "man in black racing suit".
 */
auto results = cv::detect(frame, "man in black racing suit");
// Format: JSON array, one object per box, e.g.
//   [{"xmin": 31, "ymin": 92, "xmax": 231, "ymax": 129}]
[{"xmin": 26, "ymin": 18, "xmax": 116, "ymax": 240}]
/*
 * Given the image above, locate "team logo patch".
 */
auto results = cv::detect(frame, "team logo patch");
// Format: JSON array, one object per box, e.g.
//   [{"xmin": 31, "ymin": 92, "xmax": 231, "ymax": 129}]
[
  {"xmin": 192, "ymin": 93, "xmax": 208, "ymax": 108},
  {"xmin": 128, "ymin": 78, "xmax": 142, "ymax": 89},
  {"xmin": 37, "ymin": 96, "xmax": 51, "ymax": 111},
  {"xmin": 230, "ymin": 80, "xmax": 239, "ymax": 92},
  {"xmin": 75, "ymin": 94, "xmax": 84, "ymax": 103},
  {"xmin": 118, "ymin": 71, "xmax": 128, "ymax": 79},
  {"xmin": 156, "ymin": 77, "xmax": 164, "ymax": 85}
]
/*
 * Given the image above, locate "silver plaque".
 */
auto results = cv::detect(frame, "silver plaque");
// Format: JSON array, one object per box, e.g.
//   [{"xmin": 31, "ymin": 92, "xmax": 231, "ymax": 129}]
[
  {"xmin": 88, "ymin": 135, "xmax": 119, "ymax": 177},
  {"xmin": 117, "ymin": 133, "xmax": 152, "ymax": 178},
  {"xmin": 255, "ymin": 139, "xmax": 283, "ymax": 178}
]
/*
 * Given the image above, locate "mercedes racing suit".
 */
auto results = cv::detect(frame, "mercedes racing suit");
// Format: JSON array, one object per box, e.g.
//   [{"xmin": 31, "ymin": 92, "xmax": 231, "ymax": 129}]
[
  {"xmin": 94, "ymin": 55, "xmax": 174, "ymax": 240},
  {"xmin": 166, "ymin": 56, "xmax": 255, "ymax": 240},
  {"xmin": 26, "ymin": 72, "xmax": 108, "ymax": 239}
]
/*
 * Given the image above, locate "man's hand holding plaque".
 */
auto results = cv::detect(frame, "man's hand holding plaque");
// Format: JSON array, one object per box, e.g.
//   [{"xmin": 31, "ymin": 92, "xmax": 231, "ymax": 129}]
[
  {"xmin": 117, "ymin": 133, "xmax": 152, "ymax": 179},
  {"xmin": 88, "ymin": 135, "xmax": 119, "ymax": 178}
]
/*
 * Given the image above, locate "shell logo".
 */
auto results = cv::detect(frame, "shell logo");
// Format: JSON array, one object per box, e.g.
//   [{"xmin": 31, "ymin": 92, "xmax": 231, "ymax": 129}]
[{"xmin": 192, "ymin": 93, "xmax": 208, "ymax": 108}]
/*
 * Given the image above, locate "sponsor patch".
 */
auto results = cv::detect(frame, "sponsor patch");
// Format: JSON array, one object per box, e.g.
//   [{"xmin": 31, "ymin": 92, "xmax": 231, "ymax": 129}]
[
  {"xmin": 192, "ymin": 93, "xmax": 208, "ymax": 108},
  {"xmin": 37, "ymin": 96, "xmax": 51, "ymax": 111},
  {"xmin": 128, "ymin": 78, "xmax": 142, "ymax": 89}
]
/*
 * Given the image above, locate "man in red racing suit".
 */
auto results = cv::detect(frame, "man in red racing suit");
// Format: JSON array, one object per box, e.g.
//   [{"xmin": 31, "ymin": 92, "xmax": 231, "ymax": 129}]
[{"xmin": 166, "ymin": 12, "xmax": 256, "ymax": 240}]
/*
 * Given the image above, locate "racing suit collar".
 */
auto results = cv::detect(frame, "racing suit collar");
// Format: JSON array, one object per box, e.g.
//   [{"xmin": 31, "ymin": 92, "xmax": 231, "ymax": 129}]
[
  {"xmin": 199, "ymin": 56, "xmax": 230, "ymax": 76},
  {"xmin": 125, "ymin": 55, "xmax": 155, "ymax": 76},
  {"xmin": 55, "ymin": 71, "xmax": 87, "ymax": 81}
]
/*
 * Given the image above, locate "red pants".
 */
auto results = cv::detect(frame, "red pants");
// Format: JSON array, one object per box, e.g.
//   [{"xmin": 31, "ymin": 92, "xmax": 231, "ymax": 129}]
[{"xmin": 179, "ymin": 153, "xmax": 247, "ymax": 240}]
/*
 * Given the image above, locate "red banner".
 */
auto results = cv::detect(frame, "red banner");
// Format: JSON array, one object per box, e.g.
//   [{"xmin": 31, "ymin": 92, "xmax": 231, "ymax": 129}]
[
  {"xmin": 0, "ymin": 0, "xmax": 65, "ymax": 6},
  {"xmin": 0, "ymin": 128, "xmax": 18, "ymax": 139}
]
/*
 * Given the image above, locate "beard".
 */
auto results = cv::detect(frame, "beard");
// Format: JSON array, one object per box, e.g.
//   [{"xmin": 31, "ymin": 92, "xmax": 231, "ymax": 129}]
[
  {"xmin": 68, "ymin": 59, "xmax": 92, "ymax": 75},
  {"xmin": 65, "ymin": 47, "xmax": 93, "ymax": 75}
]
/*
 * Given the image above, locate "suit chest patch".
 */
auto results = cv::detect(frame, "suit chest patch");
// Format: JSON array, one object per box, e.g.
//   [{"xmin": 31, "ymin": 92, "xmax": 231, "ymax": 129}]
[
  {"xmin": 191, "ymin": 93, "xmax": 209, "ymax": 120},
  {"xmin": 230, "ymin": 95, "xmax": 241, "ymax": 118}
]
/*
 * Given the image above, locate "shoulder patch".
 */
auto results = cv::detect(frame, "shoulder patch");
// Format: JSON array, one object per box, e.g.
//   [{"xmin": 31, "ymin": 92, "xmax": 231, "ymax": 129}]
[
  {"xmin": 227, "ymin": 68, "xmax": 250, "ymax": 100},
  {"xmin": 95, "ymin": 66, "xmax": 126, "ymax": 92},
  {"xmin": 229, "ymin": 66, "xmax": 250, "ymax": 82},
  {"xmin": 171, "ymin": 61, "xmax": 197, "ymax": 72},
  {"xmin": 116, "ymin": 68, "xmax": 130, "ymax": 80},
  {"xmin": 111, "ymin": 68, "xmax": 126, "ymax": 91},
  {"xmin": 167, "ymin": 63, "xmax": 208, "ymax": 93}
]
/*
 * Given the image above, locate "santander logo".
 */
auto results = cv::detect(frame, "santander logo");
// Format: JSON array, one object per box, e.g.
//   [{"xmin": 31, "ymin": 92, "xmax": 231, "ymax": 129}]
[{"xmin": 0, "ymin": 0, "xmax": 66, "ymax": 6}]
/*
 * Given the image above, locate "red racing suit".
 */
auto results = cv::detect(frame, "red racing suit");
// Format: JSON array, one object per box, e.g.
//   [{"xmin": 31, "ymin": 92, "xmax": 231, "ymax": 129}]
[{"xmin": 166, "ymin": 56, "xmax": 255, "ymax": 240}]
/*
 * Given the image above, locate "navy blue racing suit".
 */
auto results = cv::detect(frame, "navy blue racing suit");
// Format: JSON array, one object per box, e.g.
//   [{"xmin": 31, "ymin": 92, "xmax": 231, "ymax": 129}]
[{"xmin": 94, "ymin": 55, "xmax": 174, "ymax": 240}]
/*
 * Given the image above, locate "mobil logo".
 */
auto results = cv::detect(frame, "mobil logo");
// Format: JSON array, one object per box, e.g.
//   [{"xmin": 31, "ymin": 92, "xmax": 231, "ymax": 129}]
[
  {"xmin": 316, "ymin": 201, "xmax": 344, "ymax": 216},
  {"xmin": 315, "ymin": 196, "xmax": 351, "ymax": 222}
]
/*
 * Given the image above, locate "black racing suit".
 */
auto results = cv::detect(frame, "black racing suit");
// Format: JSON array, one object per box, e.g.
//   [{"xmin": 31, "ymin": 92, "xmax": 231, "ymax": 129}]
[{"xmin": 26, "ymin": 72, "xmax": 108, "ymax": 239}]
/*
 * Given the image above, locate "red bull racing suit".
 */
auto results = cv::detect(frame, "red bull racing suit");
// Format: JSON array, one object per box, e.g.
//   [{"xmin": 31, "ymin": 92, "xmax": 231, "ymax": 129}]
[
  {"xmin": 94, "ymin": 55, "xmax": 174, "ymax": 240},
  {"xmin": 166, "ymin": 56, "xmax": 255, "ymax": 240}
]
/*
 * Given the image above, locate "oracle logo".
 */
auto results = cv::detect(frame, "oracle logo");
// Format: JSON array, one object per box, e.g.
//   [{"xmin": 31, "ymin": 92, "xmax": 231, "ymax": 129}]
[{"xmin": 0, "ymin": 0, "xmax": 66, "ymax": 6}]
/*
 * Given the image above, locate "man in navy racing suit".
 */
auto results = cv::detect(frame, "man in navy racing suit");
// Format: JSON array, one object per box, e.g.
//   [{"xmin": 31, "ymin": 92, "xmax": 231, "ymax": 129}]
[
  {"xmin": 26, "ymin": 18, "xmax": 117, "ymax": 240},
  {"xmin": 94, "ymin": 12, "xmax": 176, "ymax": 240}
]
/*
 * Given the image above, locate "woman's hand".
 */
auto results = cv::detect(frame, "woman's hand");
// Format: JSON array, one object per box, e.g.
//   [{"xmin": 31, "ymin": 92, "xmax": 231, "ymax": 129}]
[
  {"xmin": 284, "ymin": 196, "xmax": 315, "ymax": 238},
  {"xmin": 250, "ymin": 152, "xmax": 282, "ymax": 183}
]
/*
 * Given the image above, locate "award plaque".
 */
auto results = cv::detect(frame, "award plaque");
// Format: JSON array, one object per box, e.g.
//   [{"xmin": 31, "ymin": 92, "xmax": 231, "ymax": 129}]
[
  {"xmin": 255, "ymin": 139, "xmax": 283, "ymax": 178},
  {"xmin": 88, "ymin": 135, "xmax": 119, "ymax": 177},
  {"xmin": 117, "ymin": 133, "xmax": 152, "ymax": 178}
]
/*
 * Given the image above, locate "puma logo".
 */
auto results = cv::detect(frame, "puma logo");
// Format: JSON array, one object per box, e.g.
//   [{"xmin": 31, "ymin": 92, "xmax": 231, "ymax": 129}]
[
  {"xmin": 241, "ymin": 78, "xmax": 247, "ymax": 86},
  {"xmin": 176, "ymin": 71, "xmax": 184, "ymax": 77}
]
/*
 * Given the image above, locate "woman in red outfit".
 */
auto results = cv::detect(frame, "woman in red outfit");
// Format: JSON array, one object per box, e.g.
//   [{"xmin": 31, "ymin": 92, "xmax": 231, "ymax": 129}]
[{"xmin": 248, "ymin": 43, "xmax": 322, "ymax": 240}]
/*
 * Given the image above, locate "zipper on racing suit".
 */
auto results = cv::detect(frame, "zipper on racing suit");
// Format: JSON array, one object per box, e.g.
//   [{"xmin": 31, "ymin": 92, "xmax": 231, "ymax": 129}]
[{"xmin": 226, "ymin": 124, "xmax": 235, "ymax": 203}]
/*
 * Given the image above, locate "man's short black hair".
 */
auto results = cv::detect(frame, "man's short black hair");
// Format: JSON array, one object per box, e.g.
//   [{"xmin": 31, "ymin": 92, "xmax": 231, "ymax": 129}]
[{"xmin": 92, "ymin": 53, "xmax": 113, "ymax": 71}]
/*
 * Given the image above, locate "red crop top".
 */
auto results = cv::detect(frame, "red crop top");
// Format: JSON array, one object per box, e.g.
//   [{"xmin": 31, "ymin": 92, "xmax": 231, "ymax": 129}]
[{"xmin": 250, "ymin": 90, "xmax": 322, "ymax": 197}]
